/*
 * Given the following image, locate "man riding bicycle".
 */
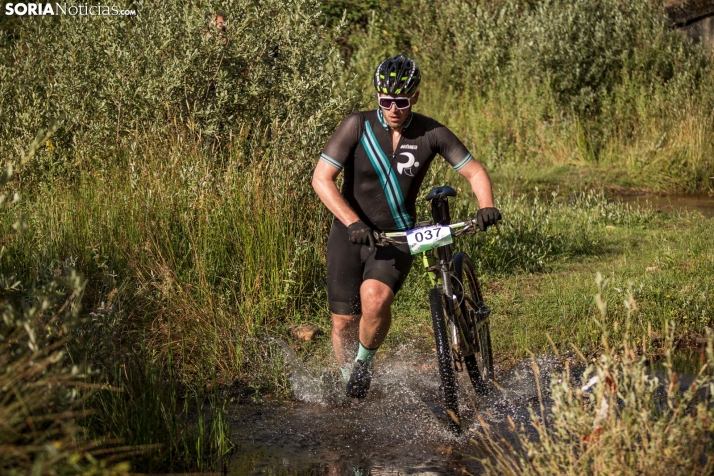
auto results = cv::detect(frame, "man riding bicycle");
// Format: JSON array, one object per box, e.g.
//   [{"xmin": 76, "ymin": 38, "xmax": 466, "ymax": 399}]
[{"xmin": 312, "ymin": 54, "xmax": 501, "ymax": 400}]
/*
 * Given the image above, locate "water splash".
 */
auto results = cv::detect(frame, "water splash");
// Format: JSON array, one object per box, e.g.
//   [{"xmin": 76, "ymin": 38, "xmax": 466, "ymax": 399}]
[
  {"xmin": 232, "ymin": 343, "xmax": 477, "ymax": 474},
  {"xmin": 469, "ymin": 355, "xmax": 566, "ymax": 433},
  {"xmin": 271, "ymin": 338, "xmax": 339, "ymax": 404}
]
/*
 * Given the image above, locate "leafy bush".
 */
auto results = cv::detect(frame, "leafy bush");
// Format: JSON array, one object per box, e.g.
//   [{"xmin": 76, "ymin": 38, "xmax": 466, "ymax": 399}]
[
  {"xmin": 350, "ymin": 0, "xmax": 711, "ymax": 110},
  {"xmin": 0, "ymin": 271, "xmax": 134, "ymax": 475},
  {"xmin": 0, "ymin": 0, "xmax": 357, "ymax": 181},
  {"xmin": 0, "ymin": 0, "xmax": 357, "ymax": 470},
  {"xmin": 0, "ymin": 0, "xmax": 355, "ymax": 376},
  {"xmin": 0, "ymin": 125, "xmax": 132, "ymax": 475},
  {"xmin": 514, "ymin": 0, "xmax": 710, "ymax": 113}
]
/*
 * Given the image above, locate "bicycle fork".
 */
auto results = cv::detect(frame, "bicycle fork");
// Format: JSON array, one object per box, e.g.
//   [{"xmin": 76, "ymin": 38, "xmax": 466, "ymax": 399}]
[{"xmin": 426, "ymin": 194, "xmax": 475, "ymax": 368}]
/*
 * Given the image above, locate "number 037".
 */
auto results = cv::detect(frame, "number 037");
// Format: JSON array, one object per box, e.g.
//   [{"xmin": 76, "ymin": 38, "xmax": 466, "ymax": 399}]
[{"xmin": 414, "ymin": 228, "xmax": 441, "ymax": 242}]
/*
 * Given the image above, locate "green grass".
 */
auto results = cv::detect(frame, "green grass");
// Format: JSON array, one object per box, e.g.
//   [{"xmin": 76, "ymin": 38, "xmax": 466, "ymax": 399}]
[
  {"xmin": 1, "ymin": 140, "xmax": 324, "ymax": 470},
  {"xmin": 3, "ymin": 126, "xmax": 712, "ymax": 474},
  {"xmin": 482, "ymin": 216, "xmax": 714, "ymax": 362},
  {"xmin": 280, "ymin": 173, "xmax": 712, "ymax": 387}
]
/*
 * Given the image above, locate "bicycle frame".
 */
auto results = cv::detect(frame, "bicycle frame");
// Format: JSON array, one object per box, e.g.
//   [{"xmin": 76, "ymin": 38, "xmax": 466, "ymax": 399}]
[
  {"xmin": 375, "ymin": 193, "xmax": 484, "ymax": 359},
  {"xmin": 423, "ymin": 194, "xmax": 474, "ymax": 360},
  {"xmin": 375, "ymin": 187, "xmax": 494, "ymax": 426}
]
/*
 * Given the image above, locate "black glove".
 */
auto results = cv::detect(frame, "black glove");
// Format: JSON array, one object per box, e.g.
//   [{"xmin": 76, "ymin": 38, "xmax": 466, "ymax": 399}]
[
  {"xmin": 476, "ymin": 207, "xmax": 502, "ymax": 231},
  {"xmin": 347, "ymin": 220, "xmax": 375, "ymax": 250}
]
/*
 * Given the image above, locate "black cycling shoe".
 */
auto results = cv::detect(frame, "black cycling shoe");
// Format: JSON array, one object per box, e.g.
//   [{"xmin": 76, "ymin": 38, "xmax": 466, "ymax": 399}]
[{"xmin": 346, "ymin": 359, "xmax": 373, "ymax": 400}]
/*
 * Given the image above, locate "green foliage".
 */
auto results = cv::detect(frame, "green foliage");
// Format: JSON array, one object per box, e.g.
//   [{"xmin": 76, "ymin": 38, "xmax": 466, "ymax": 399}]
[
  {"xmin": 0, "ymin": 0, "xmax": 357, "ymax": 181},
  {"xmin": 349, "ymin": 0, "xmax": 712, "ymax": 110},
  {"xmin": 319, "ymin": 0, "xmax": 382, "ymax": 27},
  {"xmin": 514, "ymin": 0, "xmax": 707, "ymax": 113},
  {"xmin": 0, "ymin": 125, "xmax": 131, "ymax": 475},
  {"xmin": 0, "ymin": 0, "xmax": 355, "ymax": 471},
  {"xmin": 2, "ymin": 0, "xmax": 714, "ymax": 471},
  {"xmin": 0, "ymin": 271, "xmax": 129, "ymax": 475},
  {"xmin": 476, "ymin": 296, "xmax": 714, "ymax": 474},
  {"xmin": 344, "ymin": 0, "xmax": 714, "ymax": 188}
]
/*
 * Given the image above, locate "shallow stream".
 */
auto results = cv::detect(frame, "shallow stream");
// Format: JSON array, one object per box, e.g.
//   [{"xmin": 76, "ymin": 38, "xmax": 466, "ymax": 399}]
[
  {"xmin": 226, "ymin": 342, "xmax": 707, "ymax": 475},
  {"xmin": 226, "ymin": 191, "xmax": 714, "ymax": 475},
  {"xmin": 616, "ymin": 192, "xmax": 714, "ymax": 217},
  {"xmin": 227, "ymin": 344, "xmax": 575, "ymax": 475}
]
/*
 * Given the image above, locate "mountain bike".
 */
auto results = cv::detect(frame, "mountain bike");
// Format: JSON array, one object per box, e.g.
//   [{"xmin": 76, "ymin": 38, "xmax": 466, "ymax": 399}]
[{"xmin": 375, "ymin": 185, "xmax": 494, "ymax": 431}]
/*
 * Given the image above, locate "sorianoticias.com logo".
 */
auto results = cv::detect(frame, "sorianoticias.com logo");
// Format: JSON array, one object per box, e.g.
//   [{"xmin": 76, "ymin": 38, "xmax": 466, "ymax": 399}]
[{"xmin": 4, "ymin": 3, "xmax": 137, "ymax": 16}]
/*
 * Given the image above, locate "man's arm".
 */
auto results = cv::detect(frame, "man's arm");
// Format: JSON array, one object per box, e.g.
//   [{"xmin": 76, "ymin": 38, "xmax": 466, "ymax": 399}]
[
  {"xmin": 455, "ymin": 159, "xmax": 494, "ymax": 209},
  {"xmin": 311, "ymin": 160, "xmax": 360, "ymax": 227}
]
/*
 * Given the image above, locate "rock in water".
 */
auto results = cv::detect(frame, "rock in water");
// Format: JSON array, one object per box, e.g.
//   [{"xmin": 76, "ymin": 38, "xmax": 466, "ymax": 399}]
[{"xmin": 291, "ymin": 324, "xmax": 321, "ymax": 341}]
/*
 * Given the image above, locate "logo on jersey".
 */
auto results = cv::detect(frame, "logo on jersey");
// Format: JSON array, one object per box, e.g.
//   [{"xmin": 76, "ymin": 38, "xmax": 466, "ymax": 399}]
[
  {"xmin": 400, "ymin": 144, "xmax": 418, "ymax": 150},
  {"xmin": 397, "ymin": 152, "xmax": 420, "ymax": 176}
]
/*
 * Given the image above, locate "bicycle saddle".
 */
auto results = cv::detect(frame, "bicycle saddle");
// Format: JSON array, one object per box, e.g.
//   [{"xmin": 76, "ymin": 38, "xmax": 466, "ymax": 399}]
[{"xmin": 425, "ymin": 185, "xmax": 457, "ymax": 201}]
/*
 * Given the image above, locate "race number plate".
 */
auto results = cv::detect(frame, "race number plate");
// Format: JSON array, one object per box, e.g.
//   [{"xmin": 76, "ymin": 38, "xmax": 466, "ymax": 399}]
[{"xmin": 406, "ymin": 225, "xmax": 452, "ymax": 255}]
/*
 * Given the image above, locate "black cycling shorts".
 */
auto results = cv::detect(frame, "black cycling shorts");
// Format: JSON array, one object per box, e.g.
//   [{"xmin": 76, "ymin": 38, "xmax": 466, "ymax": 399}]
[{"xmin": 327, "ymin": 222, "xmax": 414, "ymax": 316}]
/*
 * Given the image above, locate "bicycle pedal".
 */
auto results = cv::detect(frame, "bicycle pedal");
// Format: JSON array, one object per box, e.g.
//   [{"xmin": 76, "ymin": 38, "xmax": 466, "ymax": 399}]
[{"xmin": 476, "ymin": 302, "xmax": 491, "ymax": 320}]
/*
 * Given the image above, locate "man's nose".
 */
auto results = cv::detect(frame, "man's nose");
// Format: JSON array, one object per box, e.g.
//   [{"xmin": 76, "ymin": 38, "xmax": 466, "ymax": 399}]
[{"xmin": 388, "ymin": 102, "xmax": 397, "ymax": 111}]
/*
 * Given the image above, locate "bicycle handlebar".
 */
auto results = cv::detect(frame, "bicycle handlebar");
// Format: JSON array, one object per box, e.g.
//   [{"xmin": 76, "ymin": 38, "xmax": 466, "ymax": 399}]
[{"xmin": 373, "ymin": 219, "xmax": 481, "ymax": 246}]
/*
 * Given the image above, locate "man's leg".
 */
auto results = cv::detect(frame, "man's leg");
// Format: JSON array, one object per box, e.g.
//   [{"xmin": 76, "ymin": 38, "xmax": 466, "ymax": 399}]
[
  {"xmin": 345, "ymin": 279, "xmax": 394, "ymax": 399},
  {"xmin": 325, "ymin": 222, "xmax": 364, "ymax": 382},
  {"xmin": 331, "ymin": 312, "xmax": 360, "ymax": 367},
  {"xmin": 358, "ymin": 279, "xmax": 394, "ymax": 349}
]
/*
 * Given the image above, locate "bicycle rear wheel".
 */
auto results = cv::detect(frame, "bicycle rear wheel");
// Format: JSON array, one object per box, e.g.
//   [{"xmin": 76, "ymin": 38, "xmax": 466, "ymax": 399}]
[
  {"xmin": 428, "ymin": 288, "xmax": 460, "ymax": 431},
  {"xmin": 453, "ymin": 252, "xmax": 494, "ymax": 395}
]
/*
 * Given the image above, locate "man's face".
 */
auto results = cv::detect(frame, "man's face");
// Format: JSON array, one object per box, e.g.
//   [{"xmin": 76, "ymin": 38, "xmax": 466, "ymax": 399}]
[{"xmin": 378, "ymin": 91, "xmax": 419, "ymax": 129}]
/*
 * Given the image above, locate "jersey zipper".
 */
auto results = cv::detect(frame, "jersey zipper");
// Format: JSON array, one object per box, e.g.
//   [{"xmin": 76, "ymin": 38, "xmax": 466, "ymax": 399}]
[{"xmin": 392, "ymin": 133, "xmax": 405, "ymax": 161}]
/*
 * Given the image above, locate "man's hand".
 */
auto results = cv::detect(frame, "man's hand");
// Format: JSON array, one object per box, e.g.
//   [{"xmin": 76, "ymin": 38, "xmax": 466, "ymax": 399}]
[
  {"xmin": 476, "ymin": 207, "xmax": 502, "ymax": 231},
  {"xmin": 347, "ymin": 220, "xmax": 375, "ymax": 250}
]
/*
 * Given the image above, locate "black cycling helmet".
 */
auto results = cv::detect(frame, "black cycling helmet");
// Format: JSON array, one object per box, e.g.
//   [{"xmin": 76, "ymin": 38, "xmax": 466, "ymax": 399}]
[{"xmin": 374, "ymin": 54, "xmax": 421, "ymax": 96}]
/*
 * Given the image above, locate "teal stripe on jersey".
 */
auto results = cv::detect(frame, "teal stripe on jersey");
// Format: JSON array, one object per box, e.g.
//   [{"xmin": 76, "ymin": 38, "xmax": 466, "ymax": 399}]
[
  {"xmin": 320, "ymin": 153, "xmax": 343, "ymax": 170},
  {"xmin": 363, "ymin": 123, "xmax": 412, "ymax": 228},
  {"xmin": 361, "ymin": 122, "xmax": 412, "ymax": 230},
  {"xmin": 377, "ymin": 109, "xmax": 388, "ymax": 129},
  {"xmin": 360, "ymin": 134, "xmax": 407, "ymax": 230},
  {"xmin": 453, "ymin": 153, "xmax": 473, "ymax": 171}
]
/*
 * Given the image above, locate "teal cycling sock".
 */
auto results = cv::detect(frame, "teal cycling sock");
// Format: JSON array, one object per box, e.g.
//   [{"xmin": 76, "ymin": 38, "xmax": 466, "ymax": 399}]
[
  {"xmin": 340, "ymin": 365, "xmax": 350, "ymax": 383},
  {"xmin": 355, "ymin": 342, "xmax": 378, "ymax": 365}
]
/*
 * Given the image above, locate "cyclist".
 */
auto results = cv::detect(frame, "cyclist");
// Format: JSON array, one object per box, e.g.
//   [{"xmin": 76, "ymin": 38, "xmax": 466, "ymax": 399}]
[{"xmin": 311, "ymin": 54, "xmax": 501, "ymax": 400}]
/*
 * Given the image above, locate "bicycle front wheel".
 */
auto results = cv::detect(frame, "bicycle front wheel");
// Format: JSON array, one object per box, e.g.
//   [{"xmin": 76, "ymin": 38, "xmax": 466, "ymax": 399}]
[
  {"xmin": 428, "ymin": 287, "xmax": 460, "ymax": 430},
  {"xmin": 454, "ymin": 252, "xmax": 494, "ymax": 395}
]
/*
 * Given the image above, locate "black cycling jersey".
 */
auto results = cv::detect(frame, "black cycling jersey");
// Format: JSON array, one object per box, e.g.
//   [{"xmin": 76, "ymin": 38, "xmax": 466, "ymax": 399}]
[{"xmin": 320, "ymin": 109, "xmax": 473, "ymax": 232}]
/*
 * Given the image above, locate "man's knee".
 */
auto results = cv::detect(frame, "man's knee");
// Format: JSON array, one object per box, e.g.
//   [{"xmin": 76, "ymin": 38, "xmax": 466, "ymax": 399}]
[
  {"xmin": 332, "ymin": 313, "xmax": 359, "ymax": 333},
  {"xmin": 360, "ymin": 279, "xmax": 394, "ymax": 312}
]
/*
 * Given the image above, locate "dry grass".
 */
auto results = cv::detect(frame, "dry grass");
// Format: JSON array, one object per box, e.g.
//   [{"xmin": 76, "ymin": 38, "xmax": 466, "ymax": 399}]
[{"xmin": 473, "ymin": 285, "xmax": 714, "ymax": 475}]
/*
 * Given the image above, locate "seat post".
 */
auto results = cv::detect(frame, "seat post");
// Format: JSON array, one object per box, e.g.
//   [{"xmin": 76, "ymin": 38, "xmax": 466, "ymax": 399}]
[{"xmin": 431, "ymin": 197, "xmax": 451, "ymax": 225}]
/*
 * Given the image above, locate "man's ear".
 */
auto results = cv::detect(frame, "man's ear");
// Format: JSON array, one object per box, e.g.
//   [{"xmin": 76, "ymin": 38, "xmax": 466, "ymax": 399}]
[{"xmin": 412, "ymin": 91, "xmax": 420, "ymax": 106}]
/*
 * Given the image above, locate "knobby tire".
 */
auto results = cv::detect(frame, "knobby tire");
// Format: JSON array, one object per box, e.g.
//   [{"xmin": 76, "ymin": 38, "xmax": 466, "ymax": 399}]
[
  {"xmin": 429, "ymin": 287, "xmax": 460, "ymax": 431},
  {"xmin": 454, "ymin": 252, "xmax": 494, "ymax": 396}
]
